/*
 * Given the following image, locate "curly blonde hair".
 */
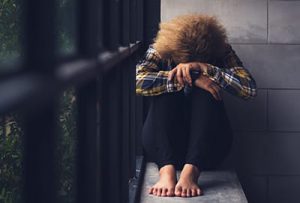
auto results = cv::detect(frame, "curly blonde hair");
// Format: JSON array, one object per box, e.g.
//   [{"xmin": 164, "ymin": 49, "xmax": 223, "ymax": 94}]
[{"xmin": 153, "ymin": 14, "xmax": 228, "ymax": 64}]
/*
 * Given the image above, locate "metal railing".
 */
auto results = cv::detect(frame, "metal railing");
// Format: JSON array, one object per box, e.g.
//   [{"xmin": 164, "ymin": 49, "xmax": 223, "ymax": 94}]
[{"xmin": 0, "ymin": 0, "xmax": 161, "ymax": 202}]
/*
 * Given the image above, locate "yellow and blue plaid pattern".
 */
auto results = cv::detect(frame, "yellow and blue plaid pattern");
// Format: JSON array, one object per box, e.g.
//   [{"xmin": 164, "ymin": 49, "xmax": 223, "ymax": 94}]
[{"xmin": 136, "ymin": 44, "xmax": 257, "ymax": 100}]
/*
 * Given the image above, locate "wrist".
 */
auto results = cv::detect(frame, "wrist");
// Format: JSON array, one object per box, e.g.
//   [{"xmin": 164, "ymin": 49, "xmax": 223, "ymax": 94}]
[
  {"xmin": 202, "ymin": 63, "xmax": 216, "ymax": 77},
  {"xmin": 198, "ymin": 63, "xmax": 208, "ymax": 74}
]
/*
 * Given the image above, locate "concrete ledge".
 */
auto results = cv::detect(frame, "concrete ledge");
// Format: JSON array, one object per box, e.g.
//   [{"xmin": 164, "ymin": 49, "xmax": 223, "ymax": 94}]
[{"xmin": 140, "ymin": 162, "xmax": 247, "ymax": 203}]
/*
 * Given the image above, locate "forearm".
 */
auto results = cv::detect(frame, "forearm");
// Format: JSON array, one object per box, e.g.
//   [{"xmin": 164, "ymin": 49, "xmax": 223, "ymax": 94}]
[
  {"xmin": 203, "ymin": 64, "xmax": 257, "ymax": 100},
  {"xmin": 136, "ymin": 70, "xmax": 183, "ymax": 96},
  {"xmin": 136, "ymin": 44, "xmax": 186, "ymax": 96}
]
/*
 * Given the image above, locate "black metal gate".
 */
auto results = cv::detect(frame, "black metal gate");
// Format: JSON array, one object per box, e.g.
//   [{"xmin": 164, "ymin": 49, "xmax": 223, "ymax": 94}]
[{"xmin": 0, "ymin": 0, "xmax": 160, "ymax": 202}]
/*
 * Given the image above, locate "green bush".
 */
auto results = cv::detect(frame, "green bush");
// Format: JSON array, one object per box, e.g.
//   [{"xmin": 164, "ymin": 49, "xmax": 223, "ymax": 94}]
[
  {"xmin": 0, "ymin": 115, "xmax": 23, "ymax": 203},
  {"xmin": 56, "ymin": 88, "xmax": 77, "ymax": 203},
  {"xmin": 0, "ymin": 0, "xmax": 22, "ymax": 61},
  {"xmin": 0, "ymin": 89, "xmax": 78, "ymax": 203},
  {"xmin": 1, "ymin": 0, "xmax": 77, "ymax": 201}
]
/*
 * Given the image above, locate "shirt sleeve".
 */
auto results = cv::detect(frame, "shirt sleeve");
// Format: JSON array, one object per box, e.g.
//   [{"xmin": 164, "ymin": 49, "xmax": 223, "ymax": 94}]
[
  {"xmin": 204, "ymin": 44, "xmax": 257, "ymax": 100},
  {"xmin": 136, "ymin": 45, "xmax": 183, "ymax": 96}
]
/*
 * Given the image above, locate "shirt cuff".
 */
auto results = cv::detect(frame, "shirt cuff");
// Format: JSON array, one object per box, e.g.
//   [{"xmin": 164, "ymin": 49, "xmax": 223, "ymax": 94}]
[
  {"xmin": 203, "ymin": 64, "xmax": 222, "ymax": 85},
  {"xmin": 166, "ymin": 77, "xmax": 184, "ymax": 92}
]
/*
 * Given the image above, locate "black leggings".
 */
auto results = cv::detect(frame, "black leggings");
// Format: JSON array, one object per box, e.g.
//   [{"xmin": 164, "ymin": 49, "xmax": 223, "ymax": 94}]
[{"xmin": 142, "ymin": 88, "xmax": 233, "ymax": 171}]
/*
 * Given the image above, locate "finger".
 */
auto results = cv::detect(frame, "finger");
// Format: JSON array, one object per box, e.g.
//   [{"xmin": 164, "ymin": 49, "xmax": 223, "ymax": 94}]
[
  {"xmin": 176, "ymin": 67, "xmax": 184, "ymax": 86},
  {"xmin": 211, "ymin": 85, "xmax": 222, "ymax": 100},
  {"xmin": 187, "ymin": 62, "xmax": 194, "ymax": 70},
  {"xmin": 209, "ymin": 88, "xmax": 219, "ymax": 100},
  {"xmin": 168, "ymin": 68, "xmax": 176, "ymax": 81},
  {"xmin": 184, "ymin": 66, "xmax": 192, "ymax": 86},
  {"xmin": 182, "ymin": 66, "xmax": 188, "ymax": 84},
  {"xmin": 216, "ymin": 87, "xmax": 222, "ymax": 101}
]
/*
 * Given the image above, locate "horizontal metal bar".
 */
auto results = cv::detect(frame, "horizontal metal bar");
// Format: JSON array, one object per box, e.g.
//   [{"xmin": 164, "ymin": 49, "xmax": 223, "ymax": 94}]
[
  {"xmin": 98, "ymin": 42, "xmax": 141, "ymax": 72},
  {"xmin": 57, "ymin": 42, "xmax": 142, "ymax": 84},
  {"xmin": 0, "ymin": 42, "xmax": 142, "ymax": 115}
]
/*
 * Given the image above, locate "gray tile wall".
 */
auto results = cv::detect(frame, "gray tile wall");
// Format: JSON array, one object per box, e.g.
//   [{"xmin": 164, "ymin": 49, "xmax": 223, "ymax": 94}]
[{"xmin": 161, "ymin": 0, "xmax": 300, "ymax": 202}]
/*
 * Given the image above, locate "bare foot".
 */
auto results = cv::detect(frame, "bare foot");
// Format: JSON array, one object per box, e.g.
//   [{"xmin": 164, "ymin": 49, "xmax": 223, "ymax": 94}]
[
  {"xmin": 149, "ymin": 164, "xmax": 177, "ymax": 197},
  {"xmin": 175, "ymin": 164, "xmax": 202, "ymax": 197}
]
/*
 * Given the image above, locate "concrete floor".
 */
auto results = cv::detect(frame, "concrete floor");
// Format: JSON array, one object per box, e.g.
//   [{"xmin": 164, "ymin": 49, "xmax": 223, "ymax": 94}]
[{"xmin": 140, "ymin": 162, "xmax": 247, "ymax": 203}]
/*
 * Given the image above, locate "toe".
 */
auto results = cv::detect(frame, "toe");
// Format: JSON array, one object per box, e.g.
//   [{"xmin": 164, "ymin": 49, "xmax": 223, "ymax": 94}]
[
  {"xmin": 157, "ymin": 188, "xmax": 162, "ymax": 196},
  {"xmin": 153, "ymin": 188, "xmax": 157, "ymax": 195},
  {"xmin": 167, "ymin": 187, "xmax": 175, "ymax": 196},
  {"xmin": 191, "ymin": 189, "xmax": 196, "ymax": 196},
  {"xmin": 161, "ymin": 188, "xmax": 167, "ymax": 196},
  {"xmin": 182, "ymin": 188, "xmax": 187, "ymax": 197},
  {"xmin": 149, "ymin": 187, "xmax": 154, "ymax": 194},
  {"xmin": 187, "ymin": 189, "xmax": 191, "ymax": 197},
  {"xmin": 175, "ymin": 186, "xmax": 182, "ymax": 196},
  {"xmin": 197, "ymin": 188, "xmax": 202, "ymax": 196}
]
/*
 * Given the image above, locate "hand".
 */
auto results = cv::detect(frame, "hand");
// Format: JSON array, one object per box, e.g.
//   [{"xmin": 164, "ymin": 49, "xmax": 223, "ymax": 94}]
[
  {"xmin": 168, "ymin": 62, "xmax": 204, "ymax": 86},
  {"xmin": 194, "ymin": 74, "xmax": 222, "ymax": 100}
]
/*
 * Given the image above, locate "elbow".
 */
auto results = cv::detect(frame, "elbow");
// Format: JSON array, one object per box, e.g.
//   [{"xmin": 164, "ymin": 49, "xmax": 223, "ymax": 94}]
[
  {"xmin": 241, "ymin": 80, "xmax": 257, "ymax": 100},
  {"xmin": 135, "ymin": 78, "xmax": 149, "ymax": 96},
  {"xmin": 136, "ymin": 89, "xmax": 144, "ymax": 96},
  {"xmin": 242, "ymin": 89, "xmax": 257, "ymax": 100},
  {"xmin": 135, "ymin": 79, "xmax": 143, "ymax": 96}
]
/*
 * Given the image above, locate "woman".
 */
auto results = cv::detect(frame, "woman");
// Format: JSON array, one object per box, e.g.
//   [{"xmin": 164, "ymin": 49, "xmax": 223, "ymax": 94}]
[{"xmin": 136, "ymin": 14, "xmax": 257, "ymax": 198}]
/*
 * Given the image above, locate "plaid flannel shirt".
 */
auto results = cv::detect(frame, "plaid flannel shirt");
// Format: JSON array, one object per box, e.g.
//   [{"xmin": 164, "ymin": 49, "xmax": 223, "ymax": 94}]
[{"xmin": 136, "ymin": 44, "xmax": 257, "ymax": 100}]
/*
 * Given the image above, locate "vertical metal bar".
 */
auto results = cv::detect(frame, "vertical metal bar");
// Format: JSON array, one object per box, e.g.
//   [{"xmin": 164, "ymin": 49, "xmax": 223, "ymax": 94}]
[
  {"xmin": 121, "ymin": 0, "xmax": 130, "ymax": 46},
  {"xmin": 23, "ymin": 101, "xmax": 57, "ymax": 203},
  {"xmin": 23, "ymin": 0, "xmax": 57, "ymax": 202},
  {"xmin": 143, "ymin": 0, "xmax": 161, "ymax": 46},
  {"xmin": 129, "ymin": 56, "xmax": 137, "ymax": 178},
  {"xmin": 24, "ymin": 0, "xmax": 55, "ymax": 71},
  {"xmin": 103, "ymin": 0, "xmax": 120, "ymax": 50},
  {"xmin": 78, "ymin": 0, "xmax": 100, "ymax": 57},
  {"xmin": 135, "ymin": 0, "xmax": 144, "ymax": 157},
  {"xmin": 76, "ymin": 0, "xmax": 101, "ymax": 202},
  {"xmin": 121, "ymin": 59, "xmax": 130, "ymax": 202},
  {"xmin": 76, "ymin": 80, "xmax": 100, "ymax": 203},
  {"xmin": 99, "ymin": 68, "xmax": 122, "ymax": 203},
  {"xmin": 135, "ymin": 97, "xmax": 144, "ymax": 156},
  {"xmin": 130, "ymin": 0, "xmax": 137, "ymax": 43},
  {"xmin": 136, "ymin": 0, "xmax": 144, "ymax": 41},
  {"xmin": 97, "ymin": 0, "xmax": 104, "ymax": 50}
]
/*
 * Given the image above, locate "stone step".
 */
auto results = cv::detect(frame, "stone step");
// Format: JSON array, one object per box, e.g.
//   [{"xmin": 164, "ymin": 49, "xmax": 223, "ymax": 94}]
[{"xmin": 140, "ymin": 162, "xmax": 247, "ymax": 203}]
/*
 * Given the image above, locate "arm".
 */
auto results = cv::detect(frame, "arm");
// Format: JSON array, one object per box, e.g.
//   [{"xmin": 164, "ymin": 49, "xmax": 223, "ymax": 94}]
[
  {"xmin": 136, "ymin": 45, "xmax": 183, "ymax": 96},
  {"xmin": 202, "ymin": 44, "xmax": 257, "ymax": 100}
]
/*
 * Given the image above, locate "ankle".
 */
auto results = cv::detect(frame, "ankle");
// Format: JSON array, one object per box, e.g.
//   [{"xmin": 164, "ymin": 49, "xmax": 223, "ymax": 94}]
[
  {"xmin": 181, "ymin": 164, "xmax": 200, "ymax": 180},
  {"xmin": 183, "ymin": 164, "xmax": 200, "ymax": 173},
  {"xmin": 159, "ymin": 164, "xmax": 175, "ymax": 174}
]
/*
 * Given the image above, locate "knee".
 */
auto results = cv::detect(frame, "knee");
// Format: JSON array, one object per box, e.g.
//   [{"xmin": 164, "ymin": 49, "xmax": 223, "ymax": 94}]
[
  {"xmin": 151, "ymin": 91, "xmax": 184, "ymax": 111},
  {"xmin": 153, "ymin": 91, "xmax": 183, "ymax": 102},
  {"xmin": 191, "ymin": 87, "xmax": 223, "ymax": 105},
  {"xmin": 192, "ymin": 87, "xmax": 213, "ymax": 98}
]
